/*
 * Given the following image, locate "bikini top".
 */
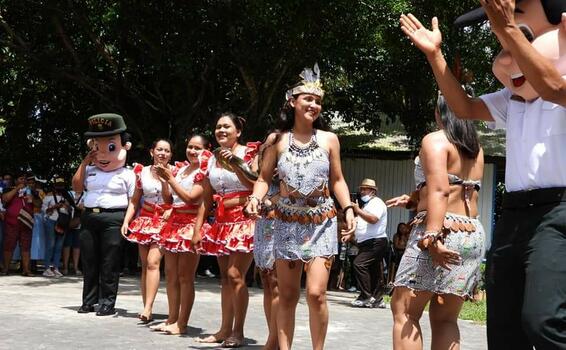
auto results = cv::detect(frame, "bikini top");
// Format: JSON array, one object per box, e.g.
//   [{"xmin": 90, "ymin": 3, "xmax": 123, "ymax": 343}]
[
  {"xmin": 277, "ymin": 131, "xmax": 330, "ymax": 198},
  {"xmin": 414, "ymin": 156, "xmax": 481, "ymax": 208}
]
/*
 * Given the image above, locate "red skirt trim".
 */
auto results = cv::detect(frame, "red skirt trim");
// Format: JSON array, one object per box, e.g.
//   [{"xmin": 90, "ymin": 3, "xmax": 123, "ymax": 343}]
[
  {"xmin": 126, "ymin": 206, "xmax": 169, "ymax": 245},
  {"xmin": 208, "ymin": 204, "xmax": 255, "ymax": 254},
  {"xmin": 159, "ymin": 208, "xmax": 223, "ymax": 255}
]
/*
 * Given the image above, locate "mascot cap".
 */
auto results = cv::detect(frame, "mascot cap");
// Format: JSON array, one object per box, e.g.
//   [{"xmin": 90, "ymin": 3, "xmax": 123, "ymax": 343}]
[{"xmin": 84, "ymin": 113, "xmax": 127, "ymax": 137}]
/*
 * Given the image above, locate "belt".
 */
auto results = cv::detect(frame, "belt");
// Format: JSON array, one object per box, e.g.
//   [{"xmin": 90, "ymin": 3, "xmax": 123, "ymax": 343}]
[
  {"xmin": 85, "ymin": 207, "xmax": 126, "ymax": 213},
  {"xmin": 503, "ymin": 187, "xmax": 566, "ymax": 209}
]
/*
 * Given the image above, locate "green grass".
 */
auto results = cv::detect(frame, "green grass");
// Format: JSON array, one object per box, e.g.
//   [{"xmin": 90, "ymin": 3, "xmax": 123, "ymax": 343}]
[
  {"xmin": 383, "ymin": 295, "xmax": 487, "ymax": 324},
  {"xmin": 459, "ymin": 299, "xmax": 486, "ymax": 324}
]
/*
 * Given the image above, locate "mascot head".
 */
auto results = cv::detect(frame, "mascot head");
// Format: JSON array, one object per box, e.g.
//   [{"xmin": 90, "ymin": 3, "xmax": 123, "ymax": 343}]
[
  {"xmin": 84, "ymin": 113, "xmax": 131, "ymax": 172},
  {"xmin": 456, "ymin": 0, "xmax": 566, "ymax": 101}
]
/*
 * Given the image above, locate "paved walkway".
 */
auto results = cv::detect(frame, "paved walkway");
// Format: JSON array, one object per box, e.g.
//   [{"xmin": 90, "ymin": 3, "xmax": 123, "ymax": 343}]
[{"xmin": 0, "ymin": 274, "xmax": 486, "ymax": 349}]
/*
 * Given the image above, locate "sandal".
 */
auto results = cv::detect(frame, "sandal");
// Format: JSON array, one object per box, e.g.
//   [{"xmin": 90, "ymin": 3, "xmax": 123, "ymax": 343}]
[{"xmin": 21, "ymin": 271, "xmax": 34, "ymax": 277}]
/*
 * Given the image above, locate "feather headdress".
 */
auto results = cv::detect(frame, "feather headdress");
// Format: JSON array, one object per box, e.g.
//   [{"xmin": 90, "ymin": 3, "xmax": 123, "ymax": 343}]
[{"xmin": 285, "ymin": 63, "xmax": 324, "ymax": 100}]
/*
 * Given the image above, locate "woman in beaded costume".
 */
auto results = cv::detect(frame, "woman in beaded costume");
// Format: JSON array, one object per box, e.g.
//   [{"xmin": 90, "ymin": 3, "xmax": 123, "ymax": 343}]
[
  {"xmin": 121, "ymin": 139, "xmax": 173, "ymax": 323},
  {"xmin": 154, "ymin": 134, "xmax": 215, "ymax": 335},
  {"xmin": 195, "ymin": 113, "xmax": 261, "ymax": 348},
  {"xmin": 253, "ymin": 131, "xmax": 281, "ymax": 350},
  {"xmin": 246, "ymin": 64, "xmax": 356, "ymax": 350},
  {"xmin": 386, "ymin": 94, "xmax": 485, "ymax": 350}
]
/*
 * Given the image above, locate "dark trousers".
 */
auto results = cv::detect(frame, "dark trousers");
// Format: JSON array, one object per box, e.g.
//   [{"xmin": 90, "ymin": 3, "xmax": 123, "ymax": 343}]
[
  {"xmin": 353, "ymin": 237, "xmax": 388, "ymax": 300},
  {"xmin": 487, "ymin": 188, "xmax": 566, "ymax": 350},
  {"xmin": 80, "ymin": 210, "xmax": 124, "ymax": 308}
]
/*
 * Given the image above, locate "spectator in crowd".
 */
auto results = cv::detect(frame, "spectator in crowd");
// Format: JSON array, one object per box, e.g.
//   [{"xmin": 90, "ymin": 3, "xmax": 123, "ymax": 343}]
[
  {"xmin": 1, "ymin": 172, "xmax": 34, "ymax": 276},
  {"xmin": 387, "ymin": 222, "xmax": 411, "ymax": 286},
  {"xmin": 196, "ymin": 255, "xmax": 217, "ymax": 278},
  {"xmin": 328, "ymin": 206, "xmax": 345, "ymax": 291},
  {"xmin": 62, "ymin": 191, "xmax": 84, "ymax": 275},
  {"xmin": 30, "ymin": 178, "xmax": 46, "ymax": 271},
  {"xmin": 345, "ymin": 241, "xmax": 359, "ymax": 292},
  {"xmin": 42, "ymin": 177, "xmax": 73, "ymax": 277},
  {"xmin": 349, "ymin": 178, "xmax": 388, "ymax": 309},
  {"xmin": 0, "ymin": 173, "xmax": 10, "ymax": 270},
  {"xmin": 1, "ymin": 174, "xmax": 13, "ymax": 191}
]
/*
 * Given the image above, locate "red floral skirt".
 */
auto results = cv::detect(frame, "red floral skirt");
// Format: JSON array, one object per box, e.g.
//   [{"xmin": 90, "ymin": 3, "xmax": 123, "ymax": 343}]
[
  {"xmin": 126, "ymin": 205, "xmax": 169, "ymax": 245},
  {"xmin": 208, "ymin": 204, "xmax": 255, "ymax": 254},
  {"xmin": 159, "ymin": 205, "xmax": 220, "ymax": 255}
]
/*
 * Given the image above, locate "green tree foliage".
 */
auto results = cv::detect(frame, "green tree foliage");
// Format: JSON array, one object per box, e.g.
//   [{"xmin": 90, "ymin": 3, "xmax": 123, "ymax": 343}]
[{"xmin": 0, "ymin": 0, "xmax": 498, "ymax": 178}]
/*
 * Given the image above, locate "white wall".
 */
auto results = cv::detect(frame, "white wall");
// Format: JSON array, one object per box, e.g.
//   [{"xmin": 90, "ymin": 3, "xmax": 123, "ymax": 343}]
[{"xmin": 341, "ymin": 157, "xmax": 494, "ymax": 248}]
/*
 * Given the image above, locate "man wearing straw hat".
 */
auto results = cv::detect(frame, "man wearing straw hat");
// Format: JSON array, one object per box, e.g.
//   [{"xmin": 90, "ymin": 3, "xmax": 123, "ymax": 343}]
[{"xmin": 349, "ymin": 178, "xmax": 388, "ymax": 309}]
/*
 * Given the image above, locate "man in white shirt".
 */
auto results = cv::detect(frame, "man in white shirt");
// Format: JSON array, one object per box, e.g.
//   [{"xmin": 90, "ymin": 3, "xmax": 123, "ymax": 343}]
[
  {"xmin": 401, "ymin": 0, "xmax": 566, "ymax": 348},
  {"xmin": 350, "ymin": 179, "xmax": 388, "ymax": 309}
]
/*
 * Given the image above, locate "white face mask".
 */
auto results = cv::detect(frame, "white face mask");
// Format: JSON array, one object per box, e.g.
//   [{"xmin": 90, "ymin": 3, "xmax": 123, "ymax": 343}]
[{"xmin": 361, "ymin": 195, "xmax": 372, "ymax": 202}]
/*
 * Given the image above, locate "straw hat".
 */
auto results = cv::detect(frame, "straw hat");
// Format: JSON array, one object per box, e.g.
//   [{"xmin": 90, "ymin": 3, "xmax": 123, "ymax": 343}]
[{"xmin": 359, "ymin": 178, "xmax": 377, "ymax": 191}]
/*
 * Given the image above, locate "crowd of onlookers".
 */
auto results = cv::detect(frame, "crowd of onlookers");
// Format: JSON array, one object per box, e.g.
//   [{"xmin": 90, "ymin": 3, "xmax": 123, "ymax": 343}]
[
  {"xmin": 0, "ymin": 172, "xmax": 82, "ymax": 276},
  {"xmin": 0, "ymin": 171, "xmax": 411, "ymax": 306}
]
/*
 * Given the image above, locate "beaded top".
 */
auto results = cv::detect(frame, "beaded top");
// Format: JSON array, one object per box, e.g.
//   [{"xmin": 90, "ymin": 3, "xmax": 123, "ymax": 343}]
[{"xmin": 277, "ymin": 131, "xmax": 330, "ymax": 197}]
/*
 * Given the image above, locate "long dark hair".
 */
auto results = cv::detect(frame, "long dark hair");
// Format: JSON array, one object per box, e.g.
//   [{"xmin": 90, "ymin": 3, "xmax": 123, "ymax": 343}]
[
  {"xmin": 258, "ymin": 129, "xmax": 281, "ymax": 169},
  {"xmin": 277, "ymin": 89, "xmax": 330, "ymax": 132},
  {"xmin": 437, "ymin": 94, "xmax": 480, "ymax": 159}
]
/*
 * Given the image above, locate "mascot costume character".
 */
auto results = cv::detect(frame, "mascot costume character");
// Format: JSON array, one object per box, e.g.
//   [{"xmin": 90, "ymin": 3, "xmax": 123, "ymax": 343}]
[{"xmin": 72, "ymin": 113, "xmax": 136, "ymax": 316}]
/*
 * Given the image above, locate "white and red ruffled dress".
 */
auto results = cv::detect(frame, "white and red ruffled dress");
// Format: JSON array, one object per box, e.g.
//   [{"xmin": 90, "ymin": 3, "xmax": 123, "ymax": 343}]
[
  {"xmin": 207, "ymin": 142, "xmax": 261, "ymax": 254},
  {"xmin": 126, "ymin": 164, "xmax": 171, "ymax": 245},
  {"xmin": 159, "ymin": 156, "xmax": 219, "ymax": 254}
]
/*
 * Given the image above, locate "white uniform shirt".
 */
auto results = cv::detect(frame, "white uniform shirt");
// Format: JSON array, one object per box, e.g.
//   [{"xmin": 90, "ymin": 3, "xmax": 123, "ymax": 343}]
[
  {"xmin": 83, "ymin": 166, "xmax": 136, "ymax": 209},
  {"xmin": 355, "ymin": 196, "xmax": 388, "ymax": 243},
  {"xmin": 482, "ymin": 88, "xmax": 566, "ymax": 191},
  {"xmin": 42, "ymin": 192, "xmax": 71, "ymax": 221}
]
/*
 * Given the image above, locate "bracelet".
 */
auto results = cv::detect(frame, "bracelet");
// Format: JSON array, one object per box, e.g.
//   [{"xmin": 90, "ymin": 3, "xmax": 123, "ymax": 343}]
[
  {"xmin": 343, "ymin": 205, "xmax": 354, "ymax": 215},
  {"xmin": 248, "ymin": 195, "xmax": 262, "ymax": 204},
  {"xmin": 419, "ymin": 230, "xmax": 441, "ymax": 250}
]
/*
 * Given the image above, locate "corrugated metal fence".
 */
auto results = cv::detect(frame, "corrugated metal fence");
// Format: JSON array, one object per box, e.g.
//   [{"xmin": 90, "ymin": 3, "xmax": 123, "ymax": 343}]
[{"xmin": 341, "ymin": 157, "xmax": 494, "ymax": 248}]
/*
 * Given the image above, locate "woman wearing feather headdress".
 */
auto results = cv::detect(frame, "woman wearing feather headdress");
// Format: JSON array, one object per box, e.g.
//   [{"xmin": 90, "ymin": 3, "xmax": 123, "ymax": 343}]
[{"xmin": 246, "ymin": 64, "xmax": 356, "ymax": 350}]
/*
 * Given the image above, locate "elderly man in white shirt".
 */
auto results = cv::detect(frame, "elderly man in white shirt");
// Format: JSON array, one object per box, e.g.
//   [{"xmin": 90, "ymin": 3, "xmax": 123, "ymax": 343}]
[
  {"xmin": 401, "ymin": 0, "xmax": 566, "ymax": 348},
  {"xmin": 349, "ymin": 179, "xmax": 388, "ymax": 309}
]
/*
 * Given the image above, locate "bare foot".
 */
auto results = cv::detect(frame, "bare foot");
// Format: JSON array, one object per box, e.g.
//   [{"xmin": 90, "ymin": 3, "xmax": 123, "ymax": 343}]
[
  {"xmin": 149, "ymin": 322, "xmax": 169, "ymax": 331},
  {"xmin": 223, "ymin": 335, "xmax": 245, "ymax": 348},
  {"xmin": 164, "ymin": 322, "xmax": 187, "ymax": 335},
  {"xmin": 139, "ymin": 311, "xmax": 153, "ymax": 323},
  {"xmin": 195, "ymin": 331, "xmax": 229, "ymax": 343}
]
